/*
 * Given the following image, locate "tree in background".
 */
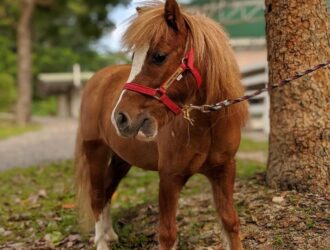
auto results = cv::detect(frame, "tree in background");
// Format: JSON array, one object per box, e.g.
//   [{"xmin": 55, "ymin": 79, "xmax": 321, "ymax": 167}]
[
  {"xmin": 265, "ymin": 0, "xmax": 330, "ymax": 194},
  {"xmin": 0, "ymin": 0, "xmax": 127, "ymax": 125},
  {"xmin": 16, "ymin": 0, "xmax": 35, "ymax": 125}
]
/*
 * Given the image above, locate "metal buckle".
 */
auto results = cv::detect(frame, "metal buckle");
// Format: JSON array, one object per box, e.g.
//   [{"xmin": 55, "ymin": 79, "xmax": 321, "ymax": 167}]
[{"xmin": 154, "ymin": 88, "xmax": 165, "ymax": 100}]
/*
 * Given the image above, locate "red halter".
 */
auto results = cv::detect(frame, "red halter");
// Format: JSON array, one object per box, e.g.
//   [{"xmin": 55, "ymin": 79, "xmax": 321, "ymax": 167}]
[{"xmin": 123, "ymin": 48, "xmax": 202, "ymax": 115}]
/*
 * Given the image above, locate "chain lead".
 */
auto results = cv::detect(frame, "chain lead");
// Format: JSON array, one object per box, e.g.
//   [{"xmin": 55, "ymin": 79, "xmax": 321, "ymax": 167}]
[{"xmin": 182, "ymin": 60, "xmax": 330, "ymax": 118}]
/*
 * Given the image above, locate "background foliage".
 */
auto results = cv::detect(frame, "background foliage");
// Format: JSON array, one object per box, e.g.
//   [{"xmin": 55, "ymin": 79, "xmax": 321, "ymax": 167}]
[{"xmin": 0, "ymin": 0, "xmax": 129, "ymax": 113}]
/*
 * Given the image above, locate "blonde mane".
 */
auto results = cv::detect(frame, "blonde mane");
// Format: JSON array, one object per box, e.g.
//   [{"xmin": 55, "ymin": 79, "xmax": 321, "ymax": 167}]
[{"xmin": 122, "ymin": 3, "xmax": 248, "ymax": 126}]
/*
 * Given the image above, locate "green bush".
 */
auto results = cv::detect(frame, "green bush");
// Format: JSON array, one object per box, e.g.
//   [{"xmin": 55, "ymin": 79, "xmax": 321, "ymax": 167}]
[
  {"xmin": 0, "ymin": 73, "xmax": 16, "ymax": 112},
  {"xmin": 32, "ymin": 97, "xmax": 57, "ymax": 116}
]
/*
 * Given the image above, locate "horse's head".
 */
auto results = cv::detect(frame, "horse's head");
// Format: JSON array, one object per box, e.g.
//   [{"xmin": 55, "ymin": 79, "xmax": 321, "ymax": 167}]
[
  {"xmin": 111, "ymin": 0, "xmax": 248, "ymax": 142},
  {"xmin": 111, "ymin": 0, "xmax": 199, "ymax": 141}
]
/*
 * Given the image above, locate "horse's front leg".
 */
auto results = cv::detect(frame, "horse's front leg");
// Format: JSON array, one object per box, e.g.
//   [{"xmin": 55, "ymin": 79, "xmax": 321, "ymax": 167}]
[
  {"xmin": 158, "ymin": 171, "xmax": 189, "ymax": 250},
  {"xmin": 204, "ymin": 159, "xmax": 243, "ymax": 250}
]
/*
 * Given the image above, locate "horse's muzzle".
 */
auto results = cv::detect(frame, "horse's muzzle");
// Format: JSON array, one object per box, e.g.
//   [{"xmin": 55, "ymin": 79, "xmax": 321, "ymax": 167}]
[{"xmin": 114, "ymin": 112, "xmax": 157, "ymax": 141}]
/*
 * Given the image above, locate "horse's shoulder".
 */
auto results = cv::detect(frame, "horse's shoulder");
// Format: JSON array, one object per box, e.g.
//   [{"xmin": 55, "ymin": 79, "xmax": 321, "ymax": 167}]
[{"xmin": 80, "ymin": 64, "xmax": 131, "ymax": 140}]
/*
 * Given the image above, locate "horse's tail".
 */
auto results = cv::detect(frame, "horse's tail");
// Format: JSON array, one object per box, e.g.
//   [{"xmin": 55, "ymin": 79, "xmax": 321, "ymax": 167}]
[{"xmin": 75, "ymin": 128, "xmax": 94, "ymax": 232}]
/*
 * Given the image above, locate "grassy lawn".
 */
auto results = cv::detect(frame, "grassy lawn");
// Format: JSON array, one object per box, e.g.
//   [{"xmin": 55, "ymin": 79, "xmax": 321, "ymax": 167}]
[
  {"xmin": 0, "ymin": 158, "xmax": 328, "ymax": 249},
  {"xmin": 0, "ymin": 132, "xmax": 328, "ymax": 250},
  {"xmin": 0, "ymin": 119, "xmax": 41, "ymax": 140},
  {"xmin": 239, "ymin": 137, "xmax": 268, "ymax": 152},
  {"xmin": 0, "ymin": 160, "xmax": 265, "ymax": 248}
]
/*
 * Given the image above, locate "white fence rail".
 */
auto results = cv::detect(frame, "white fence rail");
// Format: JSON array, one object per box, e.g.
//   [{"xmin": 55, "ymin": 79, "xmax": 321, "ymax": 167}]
[
  {"xmin": 38, "ymin": 62, "xmax": 271, "ymax": 133},
  {"xmin": 241, "ymin": 62, "xmax": 270, "ymax": 134}
]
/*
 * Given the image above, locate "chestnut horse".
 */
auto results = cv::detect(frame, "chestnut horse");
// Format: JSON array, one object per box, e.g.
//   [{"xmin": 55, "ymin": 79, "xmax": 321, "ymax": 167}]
[{"xmin": 76, "ymin": 1, "xmax": 248, "ymax": 249}]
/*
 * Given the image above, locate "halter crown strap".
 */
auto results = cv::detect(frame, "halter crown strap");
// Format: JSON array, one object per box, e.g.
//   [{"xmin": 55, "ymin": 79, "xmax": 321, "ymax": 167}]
[
  {"xmin": 124, "ymin": 47, "xmax": 202, "ymax": 115},
  {"xmin": 185, "ymin": 48, "xmax": 202, "ymax": 88}
]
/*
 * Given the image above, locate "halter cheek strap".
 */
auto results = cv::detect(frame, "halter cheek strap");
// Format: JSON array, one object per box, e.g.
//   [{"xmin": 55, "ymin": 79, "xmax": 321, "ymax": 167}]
[{"xmin": 123, "ymin": 48, "xmax": 202, "ymax": 115}]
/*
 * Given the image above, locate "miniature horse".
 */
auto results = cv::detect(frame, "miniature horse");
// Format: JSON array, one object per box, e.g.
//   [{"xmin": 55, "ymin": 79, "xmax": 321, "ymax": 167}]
[{"xmin": 76, "ymin": 1, "xmax": 248, "ymax": 249}]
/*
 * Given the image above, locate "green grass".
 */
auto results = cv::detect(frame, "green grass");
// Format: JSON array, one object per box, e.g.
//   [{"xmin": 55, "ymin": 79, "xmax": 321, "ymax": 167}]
[
  {"xmin": 273, "ymin": 233, "xmax": 284, "ymax": 246},
  {"xmin": 0, "ymin": 162, "xmax": 76, "ymax": 245},
  {"xmin": 0, "ymin": 119, "xmax": 41, "ymax": 140},
  {"xmin": 236, "ymin": 159, "xmax": 266, "ymax": 179},
  {"xmin": 0, "ymin": 159, "xmax": 265, "ymax": 247},
  {"xmin": 239, "ymin": 138, "xmax": 268, "ymax": 152},
  {"xmin": 0, "ymin": 137, "xmax": 267, "ymax": 248}
]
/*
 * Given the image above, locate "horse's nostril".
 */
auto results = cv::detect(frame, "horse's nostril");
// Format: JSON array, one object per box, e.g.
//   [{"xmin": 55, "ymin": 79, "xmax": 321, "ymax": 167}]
[
  {"xmin": 116, "ymin": 112, "xmax": 129, "ymax": 130},
  {"xmin": 141, "ymin": 117, "xmax": 151, "ymax": 128}
]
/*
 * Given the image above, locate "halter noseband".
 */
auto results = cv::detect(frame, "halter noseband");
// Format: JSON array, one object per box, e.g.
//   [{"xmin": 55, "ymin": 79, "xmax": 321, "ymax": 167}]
[{"xmin": 123, "ymin": 48, "xmax": 202, "ymax": 115}]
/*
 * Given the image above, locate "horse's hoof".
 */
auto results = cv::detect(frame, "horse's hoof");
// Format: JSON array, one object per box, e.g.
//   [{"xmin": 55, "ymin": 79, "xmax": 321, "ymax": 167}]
[
  {"xmin": 105, "ymin": 229, "xmax": 119, "ymax": 242},
  {"xmin": 96, "ymin": 240, "xmax": 109, "ymax": 250}
]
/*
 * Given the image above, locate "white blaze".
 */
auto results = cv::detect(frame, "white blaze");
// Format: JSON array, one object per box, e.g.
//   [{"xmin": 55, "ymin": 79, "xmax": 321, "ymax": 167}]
[
  {"xmin": 111, "ymin": 44, "xmax": 149, "ymax": 132},
  {"xmin": 127, "ymin": 44, "xmax": 149, "ymax": 82}
]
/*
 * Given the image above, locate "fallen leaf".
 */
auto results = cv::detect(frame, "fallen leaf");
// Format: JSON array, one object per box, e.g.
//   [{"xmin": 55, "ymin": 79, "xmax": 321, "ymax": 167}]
[
  {"xmin": 62, "ymin": 203, "xmax": 76, "ymax": 209},
  {"xmin": 272, "ymin": 196, "xmax": 284, "ymax": 204},
  {"xmin": 38, "ymin": 189, "xmax": 47, "ymax": 198},
  {"xmin": 44, "ymin": 231, "xmax": 63, "ymax": 245}
]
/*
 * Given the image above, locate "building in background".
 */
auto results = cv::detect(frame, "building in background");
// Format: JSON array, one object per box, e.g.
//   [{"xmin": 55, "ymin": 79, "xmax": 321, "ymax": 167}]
[
  {"xmin": 189, "ymin": 0, "xmax": 330, "ymax": 49},
  {"xmin": 189, "ymin": 0, "xmax": 329, "ymax": 134},
  {"xmin": 189, "ymin": 0, "xmax": 265, "ymax": 49}
]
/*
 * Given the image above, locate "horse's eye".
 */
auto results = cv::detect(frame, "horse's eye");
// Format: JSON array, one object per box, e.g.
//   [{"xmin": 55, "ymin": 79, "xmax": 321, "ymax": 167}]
[{"xmin": 152, "ymin": 52, "xmax": 167, "ymax": 65}]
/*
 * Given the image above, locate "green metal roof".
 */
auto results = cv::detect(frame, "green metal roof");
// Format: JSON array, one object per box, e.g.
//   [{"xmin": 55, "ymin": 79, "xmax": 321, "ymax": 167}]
[{"xmin": 190, "ymin": 0, "xmax": 330, "ymax": 38}]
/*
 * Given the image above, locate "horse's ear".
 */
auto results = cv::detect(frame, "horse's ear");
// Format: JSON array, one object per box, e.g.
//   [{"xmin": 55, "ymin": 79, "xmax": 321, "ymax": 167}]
[
  {"xmin": 164, "ymin": 0, "xmax": 184, "ymax": 31},
  {"xmin": 136, "ymin": 7, "xmax": 143, "ymax": 14}
]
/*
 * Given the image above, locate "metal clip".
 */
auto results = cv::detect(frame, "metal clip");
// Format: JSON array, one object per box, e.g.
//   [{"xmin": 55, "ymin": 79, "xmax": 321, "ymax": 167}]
[
  {"xmin": 200, "ymin": 105, "xmax": 211, "ymax": 113},
  {"xmin": 182, "ymin": 106, "xmax": 195, "ymax": 126},
  {"xmin": 222, "ymin": 99, "xmax": 231, "ymax": 107}
]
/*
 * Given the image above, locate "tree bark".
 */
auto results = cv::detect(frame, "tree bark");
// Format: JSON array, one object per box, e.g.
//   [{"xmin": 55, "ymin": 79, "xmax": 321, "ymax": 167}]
[
  {"xmin": 16, "ymin": 0, "xmax": 35, "ymax": 125},
  {"xmin": 265, "ymin": 0, "xmax": 330, "ymax": 194}
]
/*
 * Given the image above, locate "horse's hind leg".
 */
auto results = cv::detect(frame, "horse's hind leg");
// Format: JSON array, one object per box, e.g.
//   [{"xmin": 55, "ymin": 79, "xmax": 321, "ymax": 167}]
[
  {"xmin": 204, "ymin": 159, "xmax": 243, "ymax": 250},
  {"xmin": 84, "ymin": 141, "xmax": 130, "ymax": 250}
]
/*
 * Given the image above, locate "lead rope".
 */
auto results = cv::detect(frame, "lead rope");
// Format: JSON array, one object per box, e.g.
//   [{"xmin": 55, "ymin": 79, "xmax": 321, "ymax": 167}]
[{"xmin": 183, "ymin": 60, "xmax": 330, "ymax": 124}]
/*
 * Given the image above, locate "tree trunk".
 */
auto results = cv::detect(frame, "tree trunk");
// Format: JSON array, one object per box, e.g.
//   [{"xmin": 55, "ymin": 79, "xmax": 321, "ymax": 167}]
[
  {"xmin": 16, "ymin": 0, "xmax": 35, "ymax": 126},
  {"xmin": 265, "ymin": 0, "xmax": 330, "ymax": 194}
]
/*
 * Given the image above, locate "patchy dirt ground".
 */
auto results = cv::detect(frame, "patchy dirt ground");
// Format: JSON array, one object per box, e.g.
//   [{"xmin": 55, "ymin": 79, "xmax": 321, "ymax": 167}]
[
  {"xmin": 1, "ymin": 163, "xmax": 328, "ymax": 250},
  {"xmin": 109, "ymin": 174, "xmax": 330, "ymax": 250}
]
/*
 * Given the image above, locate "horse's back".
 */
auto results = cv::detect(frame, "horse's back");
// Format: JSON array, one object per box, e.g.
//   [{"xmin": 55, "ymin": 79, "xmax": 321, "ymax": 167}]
[{"xmin": 84, "ymin": 64, "xmax": 131, "ymax": 95}]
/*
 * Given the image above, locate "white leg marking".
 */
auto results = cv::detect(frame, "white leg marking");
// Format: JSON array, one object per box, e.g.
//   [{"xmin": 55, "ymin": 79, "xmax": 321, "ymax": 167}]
[
  {"xmin": 95, "ymin": 205, "xmax": 119, "ymax": 250},
  {"xmin": 103, "ymin": 205, "xmax": 118, "ymax": 242},
  {"xmin": 171, "ymin": 239, "xmax": 178, "ymax": 250},
  {"xmin": 219, "ymin": 219, "xmax": 231, "ymax": 250},
  {"xmin": 111, "ymin": 44, "xmax": 149, "ymax": 133},
  {"xmin": 95, "ymin": 218, "xmax": 109, "ymax": 250}
]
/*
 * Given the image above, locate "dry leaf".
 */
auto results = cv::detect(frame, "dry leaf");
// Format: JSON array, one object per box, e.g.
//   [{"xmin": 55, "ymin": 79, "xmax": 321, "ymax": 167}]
[{"xmin": 62, "ymin": 203, "xmax": 76, "ymax": 209}]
